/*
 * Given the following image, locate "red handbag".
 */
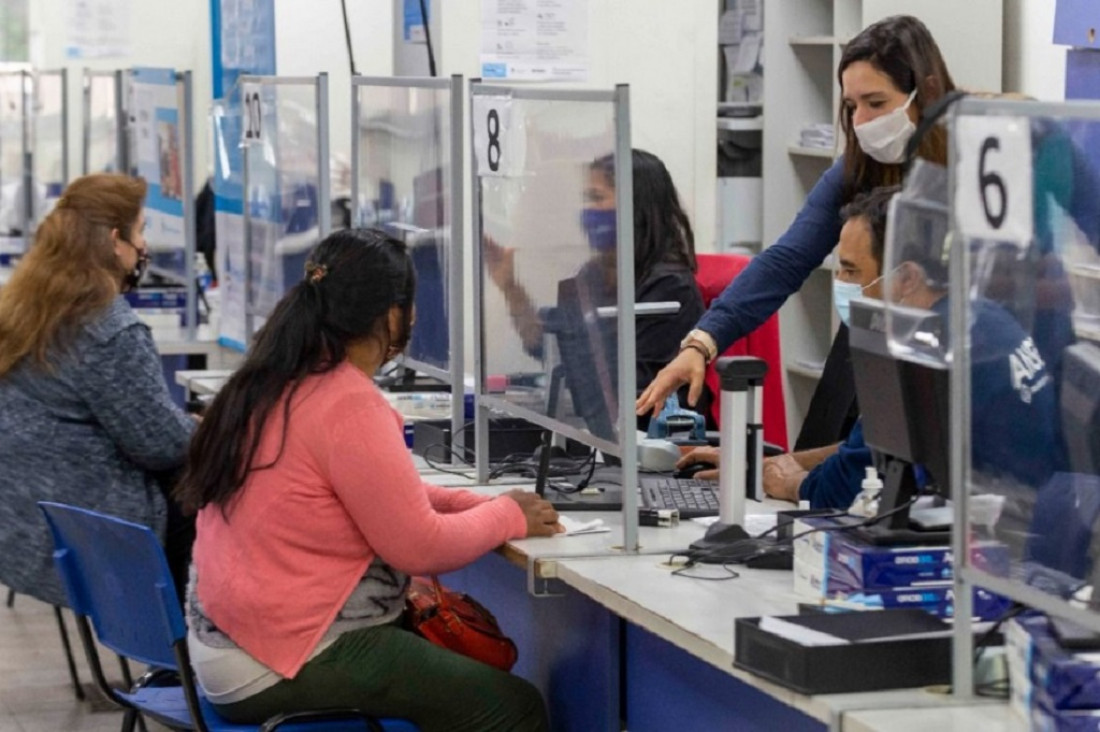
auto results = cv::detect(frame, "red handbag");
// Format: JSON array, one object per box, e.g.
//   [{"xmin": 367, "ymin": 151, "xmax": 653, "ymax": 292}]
[{"xmin": 405, "ymin": 576, "xmax": 518, "ymax": 672}]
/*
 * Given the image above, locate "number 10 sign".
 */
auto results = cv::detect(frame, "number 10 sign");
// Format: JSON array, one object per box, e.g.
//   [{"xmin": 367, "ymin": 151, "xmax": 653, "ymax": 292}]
[{"xmin": 953, "ymin": 115, "xmax": 1033, "ymax": 247}]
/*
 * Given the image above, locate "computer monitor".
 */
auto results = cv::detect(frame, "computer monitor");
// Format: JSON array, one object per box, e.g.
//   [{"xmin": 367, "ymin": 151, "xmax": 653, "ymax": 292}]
[
  {"xmin": 849, "ymin": 298, "xmax": 951, "ymax": 542},
  {"xmin": 1062, "ymin": 342, "xmax": 1100, "ymax": 475},
  {"xmin": 406, "ymin": 236, "xmax": 449, "ymax": 371}
]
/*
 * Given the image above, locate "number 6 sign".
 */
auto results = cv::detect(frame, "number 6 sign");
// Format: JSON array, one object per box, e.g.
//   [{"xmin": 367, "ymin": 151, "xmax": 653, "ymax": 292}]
[{"xmin": 953, "ymin": 115, "xmax": 1033, "ymax": 246}]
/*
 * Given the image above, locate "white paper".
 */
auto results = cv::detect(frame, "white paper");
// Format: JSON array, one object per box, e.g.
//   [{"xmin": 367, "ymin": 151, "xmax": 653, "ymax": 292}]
[
  {"xmin": 555, "ymin": 515, "xmax": 610, "ymax": 536},
  {"xmin": 481, "ymin": 0, "xmax": 588, "ymax": 82},
  {"xmin": 758, "ymin": 616, "xmax": 849, "ymax": 646},
  {"xmin": 733, "ymin": 33, "xmax": 762, "ymax": 74},
  {"xmin": 718, "ymin": 10, "xmax": 742, "ymax": 45},
  {"xmin": 472, "ymin": 95, "xmax": 526, "ymax": 178},
  {"xmin": 953, "ymin": 116, "xmax": 1034, "ymax": 248},
  {"xmin": 65, "ymin": 0, "xmax": 130, "ymax": 59}
]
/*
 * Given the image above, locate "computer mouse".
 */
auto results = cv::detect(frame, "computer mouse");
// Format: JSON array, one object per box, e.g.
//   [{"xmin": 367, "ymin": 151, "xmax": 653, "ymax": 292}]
[{"xmin": 674, "ymin": 461, "xmax": 717, "ymax": 480}]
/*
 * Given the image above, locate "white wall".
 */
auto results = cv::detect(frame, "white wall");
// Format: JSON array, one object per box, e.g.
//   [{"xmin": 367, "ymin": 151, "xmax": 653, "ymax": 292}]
[
  {"xmin": 275, "ymin": 0, "xmax": 394, "ymax": 185},
  {"xmin": 28, "ymin": 0, "xmax": 213, "ymax": 190},
  {"xmin": 440, "ymin": 0, "xmax": 719, "ymax": 253},
  {"xmin": 1004, "ymin": 0, "xmax": 1067, "ymax": 100}
]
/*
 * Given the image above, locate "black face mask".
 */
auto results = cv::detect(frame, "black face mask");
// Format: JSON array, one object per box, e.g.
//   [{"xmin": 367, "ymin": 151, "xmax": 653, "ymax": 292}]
[{"xmin": 120, "ymin": 239, "xmax": 149, "ymax": 292}]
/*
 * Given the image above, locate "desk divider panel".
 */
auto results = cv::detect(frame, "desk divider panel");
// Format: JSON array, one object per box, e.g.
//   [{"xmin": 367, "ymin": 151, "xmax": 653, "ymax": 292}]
[
  {"xmin": 82, "ymin": 68, "xmax": 126, "ymax": 175},
  {"xmin": 934, "ymin": 97, "xmax": 1100, "ymax": 695},
  {"xmin": 238, "ymin": 73, "xmax": 330, "ymax": 342},
  {"xmin": 469, "ymin": 82, "xmax": 639, "ymax": 551},
  {"xmin": 127, "ymin": 67, "xmax": 198, "ymax": 335},
  {"xmin": 0, "ymin": 66, "xmax": 70, "ymax": 261},
  {"xmin": 352, "ymin": 75, "xmax": 465, "ymax": 460}
]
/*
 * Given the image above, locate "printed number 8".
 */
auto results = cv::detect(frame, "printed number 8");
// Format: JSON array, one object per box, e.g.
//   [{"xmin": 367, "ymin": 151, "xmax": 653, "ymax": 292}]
[{"xmin": 487, "ymin": 109, "xmax": 501, "ymax": 172}]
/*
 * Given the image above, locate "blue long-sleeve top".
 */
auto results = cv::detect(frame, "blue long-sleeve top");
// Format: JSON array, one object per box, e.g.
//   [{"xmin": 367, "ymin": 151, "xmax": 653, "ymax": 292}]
[
  {"xmin": 698, "ymin": 160, "xmax": 846, "ymax": 350},
  {"xmin": 799, "ymin": 420, "xmax": 872, "ymax": 509}
]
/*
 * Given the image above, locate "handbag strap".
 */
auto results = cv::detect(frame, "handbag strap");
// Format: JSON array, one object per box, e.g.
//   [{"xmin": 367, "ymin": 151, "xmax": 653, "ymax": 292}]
[{"xmin": 429, "ymin": 575, "xmax": 450, "ymax": 611}]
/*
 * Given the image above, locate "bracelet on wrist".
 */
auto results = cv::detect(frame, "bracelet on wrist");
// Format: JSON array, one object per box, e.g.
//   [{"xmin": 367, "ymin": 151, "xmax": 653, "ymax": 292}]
[{"xmin": 680, "ymin": 342, "xmax": 710, "ymax": 363}]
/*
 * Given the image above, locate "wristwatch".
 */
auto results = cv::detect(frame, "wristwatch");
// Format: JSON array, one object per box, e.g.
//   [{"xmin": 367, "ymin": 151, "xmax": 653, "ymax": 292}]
[{"xmin": 679, "ymin": 328, "xmax": 718, "ymax": 364}]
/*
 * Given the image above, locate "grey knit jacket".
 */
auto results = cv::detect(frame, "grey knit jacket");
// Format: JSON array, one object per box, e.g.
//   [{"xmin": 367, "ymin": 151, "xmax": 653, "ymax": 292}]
[{"xmin": 0, "ymin": 296, "xmax": 195, "ymax": 607}]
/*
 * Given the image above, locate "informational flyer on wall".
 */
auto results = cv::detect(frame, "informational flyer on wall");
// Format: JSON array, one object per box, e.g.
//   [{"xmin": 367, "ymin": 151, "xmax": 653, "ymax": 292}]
[
  {"xmin": 65, "ymin": 0, "xmax": 130, "ymax": 59},
  {"xmin": 480, "ymin": 0, "xmax": 588, "ymax": 82},
  {"xmin": 128, "ymin": 67, "xmax": 187, "ymax": 282}
]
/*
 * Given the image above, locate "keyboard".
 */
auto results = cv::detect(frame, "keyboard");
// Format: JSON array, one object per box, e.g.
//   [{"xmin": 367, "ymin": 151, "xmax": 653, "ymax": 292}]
[{"xmin": 639, "ymin": 476, "xmax": 720, "ymax": 519}]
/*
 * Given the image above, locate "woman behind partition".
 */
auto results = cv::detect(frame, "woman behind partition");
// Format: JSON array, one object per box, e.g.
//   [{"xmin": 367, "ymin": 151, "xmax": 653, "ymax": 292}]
[
  {"xmin": 0, "ymin": 173, "xmax": 196, "ymax": 607},
  {"xmin": 638, "ymin": 14, "xmax": 957, "ymax": 418},
  {"xmin": 176, "ymin": 229, "xmax": 556, "ymax": 731},
  {"xmin": 486, "ymin": 148, "xmax": 707, "ymax": 416}
]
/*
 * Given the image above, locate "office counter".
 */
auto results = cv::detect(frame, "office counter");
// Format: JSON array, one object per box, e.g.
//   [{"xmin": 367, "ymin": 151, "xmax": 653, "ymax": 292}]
[{"xmin": 843, "ymin": 703, "xmax": 1019, "ymax": 732}]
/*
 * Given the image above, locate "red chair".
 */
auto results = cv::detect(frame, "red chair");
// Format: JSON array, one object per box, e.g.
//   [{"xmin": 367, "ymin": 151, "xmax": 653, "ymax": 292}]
[{"xmin": 694, "ymin": 253, "xmax": 788, "ymax": 451}]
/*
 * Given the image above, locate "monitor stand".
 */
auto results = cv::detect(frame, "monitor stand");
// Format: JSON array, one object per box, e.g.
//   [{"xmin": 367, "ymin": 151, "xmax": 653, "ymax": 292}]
[
  {"xmin": 534, "ymin": 430, "xmax": 623, "ymax": 511},
  {"xmin": 852, "ymin": 458, "xmax": 951, "ymax": 546}
]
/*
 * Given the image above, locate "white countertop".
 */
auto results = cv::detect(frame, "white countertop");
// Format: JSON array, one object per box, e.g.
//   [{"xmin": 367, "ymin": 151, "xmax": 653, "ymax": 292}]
[
  {"xmin": 843, "ymin": 702, "xmax": 1020, "ymax": 732},
  {"xmin": 552, "ymin": 553, "xmax": 1002, "ymax": 729}
]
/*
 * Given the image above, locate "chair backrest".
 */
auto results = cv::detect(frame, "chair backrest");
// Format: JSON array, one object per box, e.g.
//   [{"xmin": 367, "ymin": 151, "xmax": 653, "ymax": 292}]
[
  {"xmin": 694, "ymin": 253, "xmax": 788, "ymax": 451},
  {"xmin": 38, "ymin": 502, "xmax": 184, "ymax": 671}
]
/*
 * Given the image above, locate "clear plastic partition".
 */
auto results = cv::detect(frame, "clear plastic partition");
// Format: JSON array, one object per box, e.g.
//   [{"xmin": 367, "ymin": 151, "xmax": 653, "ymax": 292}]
[
  {"xmin": 33, "ymin": 70, "xmax": 67, "ymax": 217},
  {"xmin": 0, "ymin": 69, "xmax": 29, "ymax": 257},
  {"xmin": 470, "ymin": 84, "xmax": 637, "ymax": 547},
  {"xmin": 352, "ymin": 76, "xmax": 460, "ymax": 380},
  {"xmin": 239, "ymin": 75, "xmax": 330, "ymax": 337},
  {"xmin": 944, "ymin": 99, "xmax": 1100, "ymax": 671},
  {"xmin": 128, "ymin": 68, "xmax": 194, "ymax": 295},
  {"xmin": 83, "ymin": 69, "xmax": 124, "ymax": 175}
]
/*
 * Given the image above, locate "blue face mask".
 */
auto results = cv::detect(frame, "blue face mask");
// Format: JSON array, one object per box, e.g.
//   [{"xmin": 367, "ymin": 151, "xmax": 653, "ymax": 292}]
[
  {"xmin": 832, "ymin": 279, "xmax": 865, "ymax": 327},
  {"xmin": 580, "ymin": 208, "xmax": 617, "ymax": 253}
]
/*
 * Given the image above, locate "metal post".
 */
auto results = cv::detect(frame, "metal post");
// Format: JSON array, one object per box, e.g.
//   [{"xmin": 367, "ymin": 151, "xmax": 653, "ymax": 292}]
[
  {"xmin": 20, "ymin": 70, "xmax": 32, "ymax": 248},
  {"xmin": 470, "ymin": 81, "xmax": 490, "ymax": 483},
  {"xmin": 947, "ymin": 105, "xmax": 974, "ymax": 700},
  {"xmin": 180, "ymin": 71, "xmax": 197, "ymax": 336},
  {"xmin": 316, "ymin": 72, "xmax": 331, "ymax": 238},
  {"xmin": 59, "ymin": 69, "xmax": 69, "ymax": 184},
  {"xmin": 448, "ymin": 74, "xmax": 466, "ymax": 466},
  {"xmin": 113, "ymin": 69, "xmax": 128, "ymax": 174},
  {"xmin": 614, "ymin": 84, "xmax": 638, "ymax": 553},
  {"xmin": 350, "ymin": 78, "xmax": 360, "ymax": 227},
  {"xmin": 81, "ymin": 69, "xmax": 91, "ymax": 175},
  {"xmin": 242, "ymin": 127, "xmax": 254, "ymax": 342}
]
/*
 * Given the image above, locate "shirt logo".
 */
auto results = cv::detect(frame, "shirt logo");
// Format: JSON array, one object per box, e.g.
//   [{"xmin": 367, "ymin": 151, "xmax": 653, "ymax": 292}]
[{"xmin": 1009, "ymin": 337, "xmax": 1050, "ymax": 404}]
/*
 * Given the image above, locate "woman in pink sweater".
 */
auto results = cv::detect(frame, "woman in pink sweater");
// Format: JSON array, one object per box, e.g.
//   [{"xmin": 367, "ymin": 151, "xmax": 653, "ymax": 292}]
[{"xmin": 175, "ymin": 229, "xmax": 557, "ymax": 730}]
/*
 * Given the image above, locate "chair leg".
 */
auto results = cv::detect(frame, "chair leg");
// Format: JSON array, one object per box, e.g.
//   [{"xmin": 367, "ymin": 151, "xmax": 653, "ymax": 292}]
[
  {"xmin": 117, "ymin": 655, "xmax": 135, "ymax": 691},
  {"xmin": 120, "ymin": 708, "xmax": 138, "ymax": 732},
  {"xmin": 52, "ymin": 606, "xmax": 85, "ymax": 702},
  {"xmin": 5, "ymin": 588, "xmax": 13, "ymax": 608}
]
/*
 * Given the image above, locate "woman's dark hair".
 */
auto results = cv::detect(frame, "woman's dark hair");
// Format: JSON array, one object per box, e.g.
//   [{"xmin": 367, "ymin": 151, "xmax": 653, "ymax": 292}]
[
  {"xmin": 591, "ymin": 148, "xmax": 697, "ymax": 279},
  {"xmin": 838, "ymin": 184, "xmax": 901, "ymax": 269},
  {"xmin": 837, "ymin": 15, "xmax": 956, "ymax": 201},
  {"xmin": 175, "ymin": 228, "xmax": 415, "ymax": 514}
]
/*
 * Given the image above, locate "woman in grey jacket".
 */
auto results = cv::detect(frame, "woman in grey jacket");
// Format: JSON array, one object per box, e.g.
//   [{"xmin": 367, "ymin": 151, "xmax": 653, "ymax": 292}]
[{"xmin": 0, "ymin": 173, "xmax": 195, "ymax": 607}]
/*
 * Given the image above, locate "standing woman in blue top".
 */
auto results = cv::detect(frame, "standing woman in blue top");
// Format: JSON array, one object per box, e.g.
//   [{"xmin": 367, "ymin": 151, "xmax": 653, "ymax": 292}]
[{"xmin": 637, "ymin": 14, "xmax": 957, "ymax": 417}]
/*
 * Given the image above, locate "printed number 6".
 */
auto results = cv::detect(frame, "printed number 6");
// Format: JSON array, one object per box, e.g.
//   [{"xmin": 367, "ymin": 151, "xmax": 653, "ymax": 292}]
[
  {"xmin": 979, "ymin": 136, "xmax": 1006, "ymax": 230},
  {"xmin": 487, "ymin": 109, "xmax": 501, "ymax": 172}
]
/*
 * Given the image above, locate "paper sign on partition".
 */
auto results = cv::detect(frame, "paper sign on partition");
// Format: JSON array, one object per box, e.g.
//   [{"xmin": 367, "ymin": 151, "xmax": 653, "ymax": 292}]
[
  {"xmin": 472, "ymin": 95, "xmax": 526, "ymax": 177},
  {"xmin": 954, "ymin": 116, "xmax": 1033, "ymax": 248}
]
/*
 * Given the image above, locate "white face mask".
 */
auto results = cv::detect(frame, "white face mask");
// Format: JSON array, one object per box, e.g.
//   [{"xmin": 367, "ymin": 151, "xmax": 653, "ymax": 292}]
[{"xmin": 854, "ymin": 90, "xmax": 918, "ymax": 164}]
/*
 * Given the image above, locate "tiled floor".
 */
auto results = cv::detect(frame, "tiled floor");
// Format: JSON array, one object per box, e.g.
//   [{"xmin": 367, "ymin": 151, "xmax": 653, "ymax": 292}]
[{"xmin": 0, "ymin": 588, "xmax": 172, "ymax": 731}]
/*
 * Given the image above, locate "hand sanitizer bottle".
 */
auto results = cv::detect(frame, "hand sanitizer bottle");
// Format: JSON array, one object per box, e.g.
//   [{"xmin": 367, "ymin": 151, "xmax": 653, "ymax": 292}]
[{"xmin": 849, "ymin": 466, "xmax": 884, "ymax": 517}]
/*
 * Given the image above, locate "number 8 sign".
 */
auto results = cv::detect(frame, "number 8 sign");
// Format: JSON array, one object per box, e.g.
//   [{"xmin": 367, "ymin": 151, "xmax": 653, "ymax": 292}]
[
  {"xmin": 953, "ymin": 115, "xmax": 1033, "ymax": 246},
  {"xmin": 472, "ymin": 95, "xmax": 524, "ymax": 177}
]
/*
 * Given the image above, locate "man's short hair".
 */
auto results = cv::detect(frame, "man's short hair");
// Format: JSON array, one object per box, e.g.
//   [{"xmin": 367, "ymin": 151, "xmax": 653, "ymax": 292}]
[{"xmin": 839, "ymin": 185, "xmax": 901, "ymax": 269}]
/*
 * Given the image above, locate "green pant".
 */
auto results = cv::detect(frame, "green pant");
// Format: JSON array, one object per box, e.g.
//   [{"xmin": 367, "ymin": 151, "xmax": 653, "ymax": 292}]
[{"xmin": 213, "ymin": 623, "xmax": 549, "ymax": 732}]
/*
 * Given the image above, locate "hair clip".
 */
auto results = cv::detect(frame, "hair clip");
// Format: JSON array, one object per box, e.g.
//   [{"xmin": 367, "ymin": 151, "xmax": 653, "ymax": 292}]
[{"xmin": 305, "ymin": 262, "xmax": 328, "ymax": 284}]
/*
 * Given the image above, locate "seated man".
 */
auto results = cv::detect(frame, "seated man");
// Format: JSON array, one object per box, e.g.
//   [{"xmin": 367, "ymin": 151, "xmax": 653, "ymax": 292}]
[{"xmin": 677, "ymin": 186, "xmax": 894, "ymax": 508}]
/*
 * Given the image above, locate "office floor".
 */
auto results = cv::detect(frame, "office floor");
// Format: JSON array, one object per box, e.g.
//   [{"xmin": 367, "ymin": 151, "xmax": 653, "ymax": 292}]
[{"xmin": 0, "ymin": 588, "xmax": 172, "ymax": 731}]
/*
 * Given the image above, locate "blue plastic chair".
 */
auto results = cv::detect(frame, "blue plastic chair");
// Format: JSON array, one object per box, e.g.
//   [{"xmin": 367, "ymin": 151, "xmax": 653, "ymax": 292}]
[{"xmin": 38, "ymin": 501, "xmax": 418, "ymax": 732}]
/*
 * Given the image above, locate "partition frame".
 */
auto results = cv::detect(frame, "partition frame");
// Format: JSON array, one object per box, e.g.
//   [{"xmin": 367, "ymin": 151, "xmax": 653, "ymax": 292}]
[
  {"xmin": 239, "ymin": 73, "xmax": 331, "ymax": 342},
  {"xmin": 351, "ymin": 74, "xmax": 466, "ymax": 462},
  {"xmin": 946, "ymin": 96, "xmax": 1100, "ymax": 698},
  {"xmin": 468, "ymin": 81, "xmax": 639, "ymax": 551},
  {"xmin": 81, "ymin": 68, "xmax": 128, "ymax": 176}
]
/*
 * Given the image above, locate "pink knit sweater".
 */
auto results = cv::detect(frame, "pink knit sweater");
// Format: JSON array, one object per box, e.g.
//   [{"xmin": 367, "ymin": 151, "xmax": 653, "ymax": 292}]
[{"xmin": 192, "ymin": 361, "xmax": 527, "ymax": 678}]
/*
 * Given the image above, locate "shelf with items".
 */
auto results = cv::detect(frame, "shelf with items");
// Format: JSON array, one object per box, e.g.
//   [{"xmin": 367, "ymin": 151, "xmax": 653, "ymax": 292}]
[
  {"xmin": 718, "ymin": 116, "xmax": 764, "ymax": 132},
  {"xmin": 787, "ymin": 144, "xmax": 836, "ymax": 159}
]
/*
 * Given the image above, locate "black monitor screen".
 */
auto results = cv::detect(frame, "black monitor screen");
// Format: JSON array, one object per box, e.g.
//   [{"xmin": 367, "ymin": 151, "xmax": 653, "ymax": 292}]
[
  {"xmin": 551, "ymin": 276, "xmax": 617, "ymax": 444},
  {"xmin": 849, "ymin": 298, "xmax": 950, "ymax": 494}
]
